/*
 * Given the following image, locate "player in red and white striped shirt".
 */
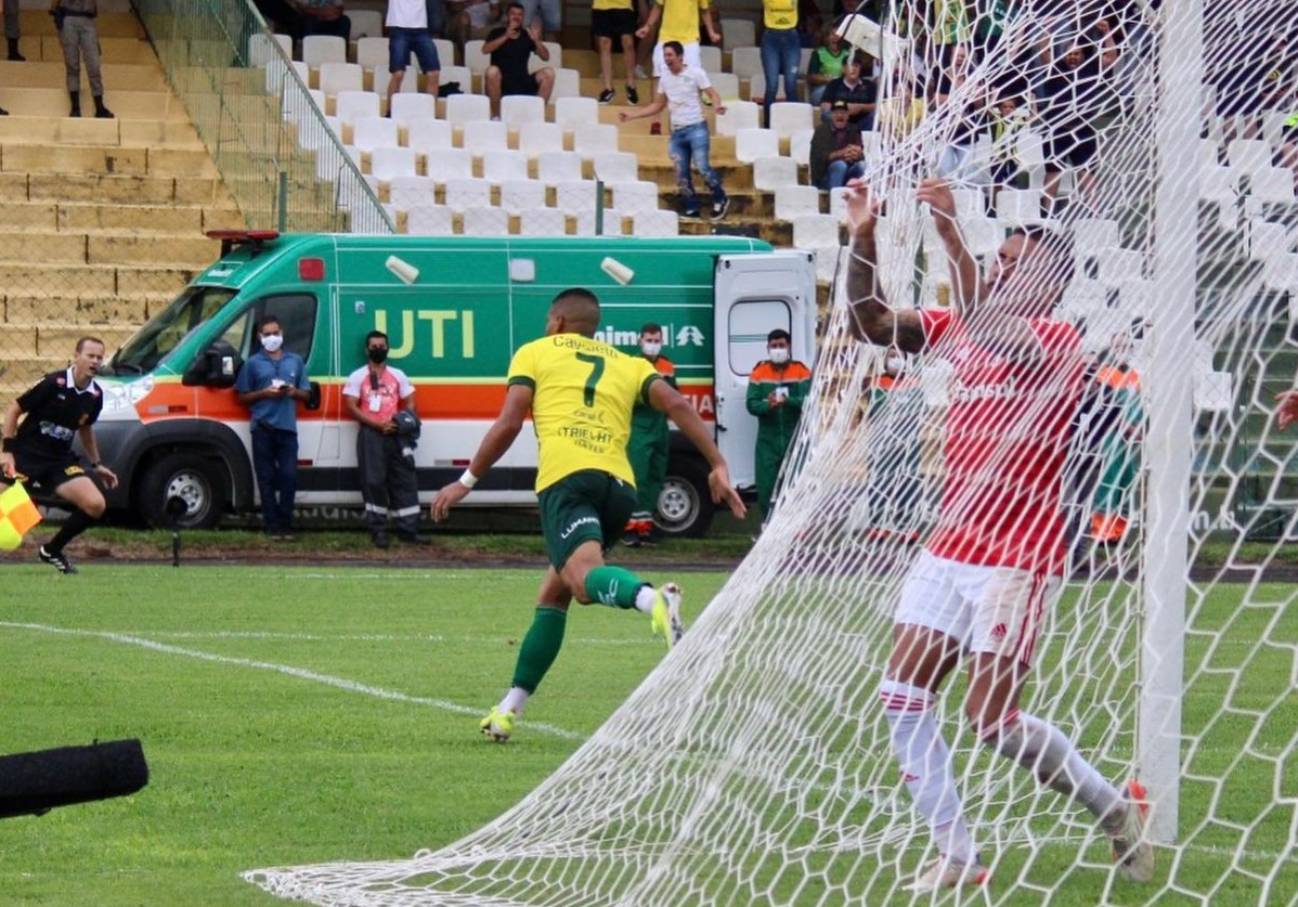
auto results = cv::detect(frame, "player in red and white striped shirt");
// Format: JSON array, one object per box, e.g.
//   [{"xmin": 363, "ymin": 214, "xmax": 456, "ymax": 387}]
[{"xmin": 843, "ymin": 177, "xmax": 1152, "ymax": 891}]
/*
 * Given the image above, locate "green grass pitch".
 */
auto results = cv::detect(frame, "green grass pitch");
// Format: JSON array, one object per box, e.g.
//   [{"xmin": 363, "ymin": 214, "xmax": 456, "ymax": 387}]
[{"xmin": 0, "ymin": 565, "xmax": 1293, "ymax": 905}]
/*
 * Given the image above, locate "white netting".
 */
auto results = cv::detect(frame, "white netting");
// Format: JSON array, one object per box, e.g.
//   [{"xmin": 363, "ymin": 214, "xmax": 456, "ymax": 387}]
[{"xmin": 248, "ymin": 2, "xmax": 1298, "ymax": 904}]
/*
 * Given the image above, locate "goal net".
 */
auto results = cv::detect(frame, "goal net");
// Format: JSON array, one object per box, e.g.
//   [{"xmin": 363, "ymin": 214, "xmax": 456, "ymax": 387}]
[{"xmin": 249, "ymin": 1, "xmax": 1298, "ymax": 903}]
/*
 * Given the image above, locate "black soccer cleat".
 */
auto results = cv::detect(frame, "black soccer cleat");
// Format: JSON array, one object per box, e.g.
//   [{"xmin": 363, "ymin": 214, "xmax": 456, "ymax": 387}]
[{"xmin": 38, "ymin": 545, "xmax": 78, "ymax": 574}]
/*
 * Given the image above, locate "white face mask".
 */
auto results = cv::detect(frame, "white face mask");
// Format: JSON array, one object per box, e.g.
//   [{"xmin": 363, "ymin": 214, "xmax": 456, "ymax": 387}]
[
  {"xmin": 261, "ymin": 333, "xmax": 284, "ymax": 353},
  {"xmin": 641, "ymin": 341, "xmax": 662, "ymax": 358},
  {"xmin": 768, "ymin": 347, "xmax": 790, "ymax": 365},
  {"xmin": 885, "ymin": 354, "xmax": 905, "ymax": 375}
]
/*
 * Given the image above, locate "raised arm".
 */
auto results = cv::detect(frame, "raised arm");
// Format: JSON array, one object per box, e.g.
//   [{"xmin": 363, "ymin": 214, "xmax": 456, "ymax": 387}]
[
  {"xmin": 915, "ymin": 177, "xmax": 984, "ymax": 318},
  {"xmin": 431, "ymin": 383, "xmax": 532, "ymax": 520},
  {"xmin": 842, "ymin": 180, "xmax": 925, "ymax": 352},
  {"xmin": 647, "ymin": 379, "xmax": 746, "ymax": 518}
]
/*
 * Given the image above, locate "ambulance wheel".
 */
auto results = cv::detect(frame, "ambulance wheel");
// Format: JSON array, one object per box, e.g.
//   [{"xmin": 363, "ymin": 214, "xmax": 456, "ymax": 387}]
[
  {"xmin": 656, "ymin": 457, "xmax": 715, "ymax": 538},
  {"xmin": 138, "ymin": 451, "xmax": 225, "ymax": 530}
]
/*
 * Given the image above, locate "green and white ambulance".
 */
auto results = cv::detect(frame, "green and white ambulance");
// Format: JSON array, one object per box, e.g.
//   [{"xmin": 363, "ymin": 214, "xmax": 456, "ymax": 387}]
[{"xmin": 91, "ymin": 232, "xmax": 817, "ymax": 535}]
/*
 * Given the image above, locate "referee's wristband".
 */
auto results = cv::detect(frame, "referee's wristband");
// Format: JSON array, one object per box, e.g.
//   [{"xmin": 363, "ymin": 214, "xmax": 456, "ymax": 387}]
[{"xmin": 459, "ymin": 469, "xmax": 479, "ymax": 489}]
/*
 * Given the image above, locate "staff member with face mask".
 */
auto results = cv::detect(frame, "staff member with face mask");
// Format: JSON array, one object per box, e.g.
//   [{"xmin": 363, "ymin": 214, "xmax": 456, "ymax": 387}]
[
  {"xmin": 235, "ymin": 315, "xmax": 311, "ymax": 540},
  {"xmin": 343, "ymin": 330, "xmax": 423, "ymax": 549},
  {"xmin": 746, "ymin": 328, "xmax": 812, "ymax": 522},
  {"xmin": 623, "ymin": 323, "xmax": 677, "ymax": 546}
]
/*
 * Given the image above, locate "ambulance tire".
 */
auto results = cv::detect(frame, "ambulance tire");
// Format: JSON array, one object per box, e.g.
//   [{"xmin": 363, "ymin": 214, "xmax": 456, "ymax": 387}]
[
  {"xmin": 138, "ymin": 451, "xmax": 226, "ymax": 530},
  {"xmin": 656, "ymin": 456, "xmax": 715, "ymax": 538}
]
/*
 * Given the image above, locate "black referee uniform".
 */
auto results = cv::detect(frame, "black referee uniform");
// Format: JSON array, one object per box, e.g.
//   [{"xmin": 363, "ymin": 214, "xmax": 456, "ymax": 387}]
[{"xmin": 5, "ymin": 367, "xmax": 105, "ymax": 570}]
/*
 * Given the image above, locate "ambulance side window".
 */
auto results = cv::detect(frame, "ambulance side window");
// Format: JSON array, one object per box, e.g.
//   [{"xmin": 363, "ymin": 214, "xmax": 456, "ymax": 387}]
[{"xmin": 246, "ymin": 295, "xmax": 318, "ymax": 360}]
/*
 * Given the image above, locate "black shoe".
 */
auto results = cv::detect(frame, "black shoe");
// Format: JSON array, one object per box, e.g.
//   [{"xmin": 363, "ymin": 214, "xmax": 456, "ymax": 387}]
[
  {"xmin": 39, "ymin": 545, "xmax": 77, "ymax": 574},
  {"xmin": 69, "ymin": 91, "xmax": 81, "ymax": 118},
  {"xmin": 0, "ymin": 106, "xmax": 7, "ymax": 117},
  {"xmin": 622, "ymin": 532, "xmax": 641, "ymax": 548},
  {"xmin": 93, "ymin": 97, "xmax": 114, "ymax": 119},
  {"xmin": 6, "ymin": 39, "xmax": 23, "ymax": 62},
  {"xmin": 625, "ymin": 84, "xmax": 639, "ymax": 105},
  {"xmin": 711, "ymin": 195, "xmax": 730, "ymax": 219},
  {"xmin": 597, "ymin": 88, "xmax": 615, "ymax": 104},
  {"xmin": 372, "ymin": 531, "xmax": 390, "ymax": 549},
  {"xmin": 397, "ymin": 532, "xmax": 430, "ymax": 544}
]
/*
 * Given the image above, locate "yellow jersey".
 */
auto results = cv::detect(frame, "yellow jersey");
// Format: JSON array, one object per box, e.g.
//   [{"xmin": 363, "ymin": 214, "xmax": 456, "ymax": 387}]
[
  {"xmin": 763, "ymin": 0, "xmax": 796, "ymax": 31},
  {"xmin": 592, "ymin": 0, "xmax": 632, "ymax": 11},
  {"xmin": 657, "ymin": 0, "xmax": 710, "ymax": 45},
  {"xmin": 507, "ymin": 333, "xmax": 663, "ymax": 492}
]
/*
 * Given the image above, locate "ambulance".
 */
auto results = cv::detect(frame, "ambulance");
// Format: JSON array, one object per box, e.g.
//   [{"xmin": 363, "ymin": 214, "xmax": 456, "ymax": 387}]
[{"xmin": 90, "ymin": 232, "xmax": 817, "ymax": 536}]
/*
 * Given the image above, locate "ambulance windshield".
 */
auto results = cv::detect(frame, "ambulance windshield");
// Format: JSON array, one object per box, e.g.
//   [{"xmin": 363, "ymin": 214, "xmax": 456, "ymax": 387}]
[{"xmin": 109, "ymin": 286, "xmax": 237, "ymax": 374}]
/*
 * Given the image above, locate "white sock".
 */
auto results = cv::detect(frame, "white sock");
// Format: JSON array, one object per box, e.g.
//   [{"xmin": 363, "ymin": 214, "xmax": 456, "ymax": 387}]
[
  {"xmin": 633, "ymin": 584, "xmax": 658, "ymax": 615},
  {"xmin": 499, "ymin": 686, "xmax": 529, "ymax": 716},
  {"xmin": 983, "ymin": 710, "xmax": 1124, "ymax": 831},
  {"xmin": 879, "ymin": 678, "xmax": 975, "ymax": 864}
]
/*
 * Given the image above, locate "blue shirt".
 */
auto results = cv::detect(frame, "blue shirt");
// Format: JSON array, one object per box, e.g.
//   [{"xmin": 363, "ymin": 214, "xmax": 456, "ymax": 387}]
[{"xmin": 235, "ymin": 350, "xmax": 310, "ymax": 432}]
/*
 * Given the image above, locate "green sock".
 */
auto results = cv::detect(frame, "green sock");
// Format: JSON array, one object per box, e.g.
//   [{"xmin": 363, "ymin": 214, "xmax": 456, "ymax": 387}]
[
  {"xmin": 584, "ymin": 565, "xmax": 647, "ymax": 609},
  {"xmin": 511, "ymin": 606, "xmax": 568, "ymax": 693}
]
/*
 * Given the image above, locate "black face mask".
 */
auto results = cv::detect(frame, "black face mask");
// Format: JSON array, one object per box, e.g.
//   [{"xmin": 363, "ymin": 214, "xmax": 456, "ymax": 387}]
[{"xmin": 368, "ymin": 347, "xmax": 388, "ymax": 364}]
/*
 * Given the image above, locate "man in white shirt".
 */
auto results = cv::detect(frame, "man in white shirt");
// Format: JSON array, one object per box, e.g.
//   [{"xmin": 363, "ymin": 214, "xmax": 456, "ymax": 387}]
[
  {"xmin": 385, "ymin": 0, "xmax": 441, "ymax": 108},
  {"xmin": 620, "ymin": 40, "xmax": 729, "ymax": 219}
]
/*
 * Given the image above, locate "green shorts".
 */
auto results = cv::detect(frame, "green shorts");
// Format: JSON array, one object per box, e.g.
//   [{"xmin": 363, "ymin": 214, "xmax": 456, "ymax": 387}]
[{"xmin": 537, "ymin": 469, "xmax": 638, "ymax": 570}]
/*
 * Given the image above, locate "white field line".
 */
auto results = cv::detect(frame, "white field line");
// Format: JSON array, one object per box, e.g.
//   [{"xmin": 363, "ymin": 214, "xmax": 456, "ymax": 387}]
[
  {"xmin": 74, "ymin": 629, "xmax": 649, "ymax": 647},
  {"xmin": 0, "ymin": 621, "xmax": 583, "ymax": 742}
]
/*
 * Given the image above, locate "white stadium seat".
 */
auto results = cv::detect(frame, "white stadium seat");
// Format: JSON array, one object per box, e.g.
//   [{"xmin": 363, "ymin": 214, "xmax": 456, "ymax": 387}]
[
  {"xmin": 556, "ymin": 180, "xmax": 600, "ymax": 214},
  {"xmin": 789, "ymin": 128, "xmax": 814, "ymax": 166},
  {"xmin": 520, "ymin": 209, "xmax": 564, "ymax": 235},
  {"xmin": 716, "ymin": 100, "xmax": 760, "ymax": 136},
  {"xmin": 334, "ymin": 90, "xmax": 380, "ymax": 125},
  {"xmin": 319, "ymin": 62, "xmax": 364, "ymax": 97},
  {"xmin": 1073, "ymin": 217, "xmax": 1120, "ymax": 257},
  {"xmin": 554, "ymin": 96, "xmax": 599, "ymax": 132},
  {"xmin": 371, "ymin": 147, "xmax": 418, "ymax": 182},
  {"xmin": 434, "ymin": 39, "xmax": 456, "ymax": 69},
  {"xmin": 576, "ymin": 208, "xmax": 625, "ymax": 236},
  {"xmin": 462, "ymin": 206, "xmax": 511, "ymax": 236},
  {"xmin": 390, "ymin": 93, "xmax": 437, "ymax": 129},
  {"xmin": 388, "ymin": 175, "xmax": 437, "ymax": 210},
  {"xmin": 445, "ymin": 93, "xmax": 491, "ymax": 125},
  {"xmin": 994, "ymin": 188, "xmax": 1044, "ymax": 224},
  {"xmin": 709, "ymin": 73, "xmax": 740, "ymax": 100},
  {"xmin": 426, "ymin": 148, "xmax": 474, "ymax": 182},
  {"xmin": 769, "ymin": 102, "xmax": 814, "ymax": 139},
  {"xmin": 613, "ymin": 181, "xmax": 660, "ymax": 214},
  {"xmin": 445, "ymin": 177, "xmax": 493, "ymax": 211},
  {"xmin": 349, "ymin": 9, "xmax": 384, "ymax": 40},
  {"xmin": 352, "ymin": 116, "xmax": 398, "ymax": 153},
  {"xmin": 593, "ymin": 152, "xmax": 639, "ymax": 183},
  {"xmin": 719, "ymin": 18, "xmax": 756, "ymax": 52},
  {"xmin": 463, "ymin": 120, "xmax": 509, "ymax": 153},
  {"xmin": 500, "ymin": 179, "xmax": 547, "ymax": 214},
  {"xmin": 699, "ymin": 45, "xmax": 722, "ymax": 73},
  {"xmin": 574, "ymin": 124, "xmax": 619, "ymax": 157},
  {"xmin": 632, "ymin": 210, "xmax": 679, "ymax": 237},
  {"xmin": 735, "ymin": 127, "xmax": 778, "ymax": 164},
  {"xmin": 303, "ymin": 35, "xmax": 346, "ymax": 67},
  {"xmin": 775, "ymin": 185, "xmax": 821, "ymax": 221},
  {"xmin": 407, "ymin": 118, "xmax": 453, "ymax": 152},
  {"xmin": 793, "ymin": 214, "xmax": 841, "ymax": 249},
  {"xmin": 356, "ymin": 37, "xmax": 391, "ymax": 71},
  {"xmin": 501, "ymin": 95, "xmax": 546, "ymax": 127},
  {"xmin": 1228, "ymin": 139, "xmax": 1273, "ymax": 176},
  {"xmin": 753, "ymin": 156, "xmax": 798, "ymax": 191},
  {"xmin": 538, "ymin": 150, "xmax": 583, "ymax": 184},
  {"xmin": 248, "ymin": 33, "xmax": 291, "ymax": 68},
  {"xmin": 464, "ymin": 40, "xmax": 490, "ymax": 74},
  {"xmin": 406, "ymin": 205, "xmax": 454, "ymax": 235},
  {"xmin": 730, "ymin": 47, "xmax": 762, "ymax": 80},
  {"xmin": 483, "ymin": 150, "xmax": 530, "ymax": 182},
  {"xmin": 441, "ymin": 65, "xmax": 473, "ymax": 93},
  {"xmin": 519, "ymin": 122, "xmax": 564, "ymax": 156},
  {"xmin": 550, "ymin": 68, "xmax": 582, "ymax": 101}
]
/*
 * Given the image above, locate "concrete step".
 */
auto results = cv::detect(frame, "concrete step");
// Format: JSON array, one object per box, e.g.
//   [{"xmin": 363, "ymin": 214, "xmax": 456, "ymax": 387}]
[
  {"xmin": 0, "ymin": 231, "xmax": 220, "ymax": 267},
  {"xmin": 14, "ymin": 35, "xmax": 158, "ymax": 66},
  {"xmin": 0, "ymin": 200, "xmax": 242, "ymax": 233},
  {"xmin": 0, "ymin": 323, "xmax": 137, "ymax": 356},
  {"xmin": 0, "ymin": 355, "xmax": 64, "ymax": 389},
  {"xmin": 678, "ymin": 216, "xmax": 790, "ymax": 246},
  {"xmin": 0, "ymin": 60, "xmax": 169, "ymax": 92},
  {"xmin": 0, "ymin": 171, "xmax": 232, "ymax": 206},
  {"xmin": 18, "ymin": 10, "xmax": 144, "ymax": 38},
  {"xmin": 0, "ymin": 115, "xmax": 202, "ymax": 149},
  {"xmin": 3, "ymin": 295, "xmax": 158, "ymax": 325},
  {"xmin": 0, "ymin": 87, "xmax": 192, "ymax": 120},
  {"xmin": 0, "ymin": 262, "xmax": 201, "ymax": 298},
  {"xmin": 0, "ymin": 143, "xmax": 219, "ymax": 178}
]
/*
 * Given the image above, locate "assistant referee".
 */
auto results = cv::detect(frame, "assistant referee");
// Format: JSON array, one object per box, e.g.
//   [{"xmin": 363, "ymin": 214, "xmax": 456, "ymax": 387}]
[{"xmin": 1, "ymin": 337, "xmax": 118, "ymax": 573}]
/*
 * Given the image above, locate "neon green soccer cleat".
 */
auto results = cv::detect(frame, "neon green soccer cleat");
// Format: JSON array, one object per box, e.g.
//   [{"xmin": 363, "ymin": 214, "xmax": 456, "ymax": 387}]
[
  {"xmin": 649, "ymin": 582, "xmax": 685, "ymax": 650},
  {"xmin": 479, "ymin": 707, "xmax": 516, "ymax": 743}
]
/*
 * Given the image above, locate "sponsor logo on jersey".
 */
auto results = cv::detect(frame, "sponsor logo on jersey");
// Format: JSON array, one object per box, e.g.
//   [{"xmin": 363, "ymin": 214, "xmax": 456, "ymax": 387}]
[{"xmin": 990, "ymin": 623, "xmax": 1008, "ymax": 641}]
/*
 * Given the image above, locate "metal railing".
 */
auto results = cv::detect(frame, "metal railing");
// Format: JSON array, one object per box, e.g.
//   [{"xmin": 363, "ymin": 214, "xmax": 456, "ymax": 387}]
[{"xmin": 131, "ymin": 0, "xmax": 394, "ymax": 234}]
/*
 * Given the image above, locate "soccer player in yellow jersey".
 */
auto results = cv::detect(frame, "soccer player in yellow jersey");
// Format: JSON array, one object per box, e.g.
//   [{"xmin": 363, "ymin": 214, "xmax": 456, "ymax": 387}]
[{"xmin": 432, "ymin": 288, "xmax": 746, "ymax": 742}]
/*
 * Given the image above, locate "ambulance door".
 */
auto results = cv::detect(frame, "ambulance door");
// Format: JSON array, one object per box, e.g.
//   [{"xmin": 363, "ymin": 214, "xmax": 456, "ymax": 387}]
[{"xmin": 712, "ymin": 251, "xmax": 817, "ymax": 489}]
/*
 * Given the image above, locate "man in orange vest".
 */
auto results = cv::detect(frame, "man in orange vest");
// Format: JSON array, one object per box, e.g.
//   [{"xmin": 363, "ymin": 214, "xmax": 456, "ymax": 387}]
[
  {"xmin": 746, "ymin": 328, "xmax": 812, "ymax": 521},
  {"xmin": 624, "ymin": 323, "xmax": 676, "ymax": 545}
]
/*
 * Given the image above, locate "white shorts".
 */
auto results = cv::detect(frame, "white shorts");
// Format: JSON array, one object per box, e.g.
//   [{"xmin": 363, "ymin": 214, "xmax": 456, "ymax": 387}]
[
  {"xmin": 894, "ymin": 549, "xmax": 1058, "ymax": 667},
  {"xmin": 652, "ymin": 41, "xmax": 700, "ymax": 77}
]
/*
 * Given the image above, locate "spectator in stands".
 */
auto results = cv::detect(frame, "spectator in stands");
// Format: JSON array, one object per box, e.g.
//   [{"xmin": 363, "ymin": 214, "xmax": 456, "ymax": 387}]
[
  {"xmin": 972, "ymin": 0, "xmax": 1018, "ymax": 59},
  {"xmin": 620, "ymin": 40, "xmax": 729, "ymax": 219},
  {"xmin": 989, "ymin": 88, "xmax": 1030, "ymax": 190},
  {"xmin": 636, "ymin": 0, "xmax": 720, "ymax": 80},
  {"xmin": 386, "ymin": 0, "xmax": 442, "ymax": 107},
  {"xmin": 484, "ymin": 3, "xmax": 554, "ymax": 118},
  {"xmin": 1209, "ymin": 12, "xmax": 1297, "ymax": 141},
  {"xmin": 251, "ymin": 0, "xmax": 302, "ymax": 37},
  {"xmin": 298, "ymin": 0, "xmax": 351, "ymax": 41},
  {"xmin": 1039, "ymin": 29, "xmax": 1112, "ymax": 214},
  {"xmin": 235, "ymin": 316, "xmax": 312, "ymax": 540},
  {"xmin": 875, "ymin": 69, "xmax": 925, "ymax": 140},
  {"xmin": 796, "ymin": 0, "xmax": 822, "ymax": 49},
  {"xmin": 760, "ymin": 0, "xmax": 801, "ymax": 125},
  {"xmin": 927, "ymin": 0, "xmax": 970, "ymax": 87},
  {"xmin": 810, "ymin": 99, "xmax": 865, "ymax": 191},
  {"xmin": 820, "ymin": 53, "xmax": 876, "ymax": 128},
  {"xmin": 449, "ymin": 0, "xmax": 500, "ymax": 48},
  {"xmin": 521, "ymin": 0, "xmax": 560, "ymax": 43},
  {"xmin": 426, "ymin": 0, "xmax": 448, "ymax": 38},
  {"xmin": 806, "ymin": 25, "xmax": 850, "ymax": 106},
  {"xmin": 53, "ymin": 0, "xmax": 112, "ymax": 119},
  {"xmin": 593, "ymin": 0, "xmax": 640, "ymax": 105},
  {"xmin": 5, "ymin": 0, "xmax": 22, "ymax": 61}
]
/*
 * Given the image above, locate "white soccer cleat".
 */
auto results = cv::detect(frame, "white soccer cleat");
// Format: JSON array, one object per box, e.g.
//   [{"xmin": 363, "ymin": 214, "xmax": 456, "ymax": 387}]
[
  {"xmin": 903, "ymin": 855, "xmax": 989, "ymax": 893},
  {"xmin": 649, "ymin": 582, "xmax": 685, "ymax": 649},
  {"xmin": 1109, "ymin": 779, "xmax": 1154, "ymax": 882}
]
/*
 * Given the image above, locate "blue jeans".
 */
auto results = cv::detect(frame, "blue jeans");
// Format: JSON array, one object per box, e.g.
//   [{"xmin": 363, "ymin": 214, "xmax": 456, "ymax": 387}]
[
  {"xmin": 760, "ymin": 27, "xmax": 801, "ymax": 113},
  {"xmin": 668, "ymin": 122, "xmax": 725, "ymax": 213},
  {"xmin": 251, "ymin": 425, "xmax": 298, "ymax": 533},
  {"xmin": 821, "ymin": 159, "xmax": 865, "ymax": 191},
  {"xmin": 388, "ymin": 26, "xmax": 440, "ymax": 73}
]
